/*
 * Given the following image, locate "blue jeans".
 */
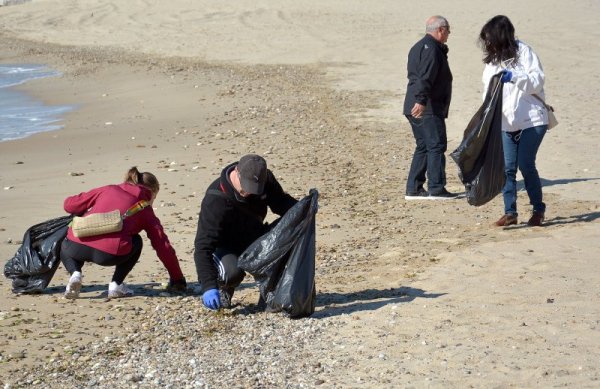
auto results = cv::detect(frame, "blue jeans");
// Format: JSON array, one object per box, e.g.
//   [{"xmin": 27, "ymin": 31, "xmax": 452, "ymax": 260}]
[
  {"xmin": 406, "ymin": 115, "xmax": 447, "ymax": 194},
  {"xmin": 501, "ymin": 125, "xmax": 547, "ymax": 216}
]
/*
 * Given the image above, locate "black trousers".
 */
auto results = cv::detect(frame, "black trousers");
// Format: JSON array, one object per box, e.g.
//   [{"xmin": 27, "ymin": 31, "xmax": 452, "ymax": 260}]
[
  {"xmin": 60, "ymin": 236, "xmax": 143, "ymax": 284},
  {"xmin": 212, "ymin": 248, "xmax": 246, "ymax": 290}
]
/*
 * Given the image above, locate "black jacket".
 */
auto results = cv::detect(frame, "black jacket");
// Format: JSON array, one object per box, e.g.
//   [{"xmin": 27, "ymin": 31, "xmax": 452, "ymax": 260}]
[
  {"xmin": 194, "ymin": 162, "xmax": 297, "ymax": 293},
  {"xmin": 403, "ymin": 34, "xmax": 453, "ymax": 118}
]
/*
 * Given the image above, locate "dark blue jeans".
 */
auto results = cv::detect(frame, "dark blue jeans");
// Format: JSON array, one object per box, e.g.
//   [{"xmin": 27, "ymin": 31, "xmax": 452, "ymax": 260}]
[
  {"xmin": 501, "ymin": 125, "xmax": 547, "ymax": 216},
  {"xmin": 406, "ymin": 115, "xmax": 447, "ymax": 194}
]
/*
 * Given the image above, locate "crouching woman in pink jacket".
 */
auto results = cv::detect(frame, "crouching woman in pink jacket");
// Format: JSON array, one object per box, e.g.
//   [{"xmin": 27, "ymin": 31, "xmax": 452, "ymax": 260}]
[{"xmin": 61, "ymin": 167, "xmax": 187, "ymax": 299}]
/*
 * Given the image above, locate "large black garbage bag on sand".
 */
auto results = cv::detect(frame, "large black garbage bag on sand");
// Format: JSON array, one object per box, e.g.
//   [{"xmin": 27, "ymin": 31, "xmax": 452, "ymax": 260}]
[
  {"xmin": 239, "ymin": 189, "xmax": 318, "ymax": 318},
  {"xmin": 4, "ymin": 215, "xmax": 72, "ymax": 294},
  {"xmin": 451, "ymin": 73, "xmax": 505, "ymax": 206}
]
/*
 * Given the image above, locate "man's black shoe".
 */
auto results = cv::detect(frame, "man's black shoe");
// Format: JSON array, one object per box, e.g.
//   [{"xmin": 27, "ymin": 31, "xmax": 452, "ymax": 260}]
[
  {"xmin": 219, "ymin": 287, "xmax": 234, "ymax": 309},
  {"xmin": 428, "ymin": 188, "xmax": 458, "ymax": 199},
  {"xmin": 404, "ymin": 188, "xmax": 429, "ymax": 200}
]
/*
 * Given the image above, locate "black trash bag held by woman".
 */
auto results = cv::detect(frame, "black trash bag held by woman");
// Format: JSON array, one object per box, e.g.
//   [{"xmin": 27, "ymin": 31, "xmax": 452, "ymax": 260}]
[
  {"xmin": 3, "ymin": 215, "xmax": 72, "ymax": 294},
  {"xmin": 450, "ymin": 73, "xmax": 505, "ymax": 206},
  {"xmin": 239, "ymin": 189, "xmax": 318, "ymax": 318}
]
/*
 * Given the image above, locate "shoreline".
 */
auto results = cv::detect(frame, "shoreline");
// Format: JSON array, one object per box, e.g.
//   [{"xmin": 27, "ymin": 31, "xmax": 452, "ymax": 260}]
[{"xmin": 0, "ymin": 64, "xmax": 73, "ymax": 143}]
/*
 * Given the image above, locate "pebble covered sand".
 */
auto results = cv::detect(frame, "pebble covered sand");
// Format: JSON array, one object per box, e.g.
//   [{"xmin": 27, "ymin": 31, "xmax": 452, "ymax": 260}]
[
  {"xmin": 1, "ymin": 2, "xmax": 600, "ymax": 388},
  {"xmin": 9, "ymin": 297, "xmax": 339, "ymax": 388}
]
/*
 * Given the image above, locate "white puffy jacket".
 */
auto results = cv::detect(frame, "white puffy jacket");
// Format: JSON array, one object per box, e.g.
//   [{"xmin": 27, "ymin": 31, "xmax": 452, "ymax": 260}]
[{"xmin": 482, "ymin": 40, "xmax": 549, "ymax": 132}]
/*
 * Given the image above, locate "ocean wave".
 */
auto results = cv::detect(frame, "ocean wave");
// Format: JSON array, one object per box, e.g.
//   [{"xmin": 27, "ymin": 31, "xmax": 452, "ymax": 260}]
[{"xmin": 0, "ymin": 64, "xmax": 73, "ymax": 141}]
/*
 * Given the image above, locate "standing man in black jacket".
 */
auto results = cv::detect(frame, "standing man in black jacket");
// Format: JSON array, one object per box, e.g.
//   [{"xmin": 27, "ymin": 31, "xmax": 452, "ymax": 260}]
[
  {"xmin": 404, "ymin": 15, "xmax": 457, "ymax": 200},
  {"xmin": 194, "ymin": 154, "xmax": 297, "ymax": 310}
]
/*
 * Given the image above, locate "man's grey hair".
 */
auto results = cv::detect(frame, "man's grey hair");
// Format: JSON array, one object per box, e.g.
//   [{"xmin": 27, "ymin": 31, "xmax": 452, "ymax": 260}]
[{"xmin": 426, "ymin": 16, "xmax": 449, "ymax": 32}]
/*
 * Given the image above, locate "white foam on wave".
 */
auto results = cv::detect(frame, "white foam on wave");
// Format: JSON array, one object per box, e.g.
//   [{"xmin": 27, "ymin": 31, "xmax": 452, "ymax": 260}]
[{"xmin": 0, "ymin": 64, "xmax": 73, "ymax": 141}]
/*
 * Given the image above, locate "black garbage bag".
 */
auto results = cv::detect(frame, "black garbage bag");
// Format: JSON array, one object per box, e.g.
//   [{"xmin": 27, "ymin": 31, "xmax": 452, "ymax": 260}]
[
  {"xmin": 239, "ymin": 189, "xmax": 318, "ymax": 318},
  {"xmin": 450, "ymin": 73, "xmax": 505, "ymax": 206},
  {"xmin": 4, "ymin": 215, "xmax": 72, "ymax": 294}
]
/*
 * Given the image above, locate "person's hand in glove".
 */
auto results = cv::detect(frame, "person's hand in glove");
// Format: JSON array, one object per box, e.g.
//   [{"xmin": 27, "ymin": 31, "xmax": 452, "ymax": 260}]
[
  {"xmin": 202, "ymin": 288, "xmax": 221, "ymax": 310},
  {"xmin": 500, "ymin": 70, "xmax": 513, "ymax": 83},
  {"xmin": 167, "ymin": 277, "xmax": 187, "ymax": 293}
]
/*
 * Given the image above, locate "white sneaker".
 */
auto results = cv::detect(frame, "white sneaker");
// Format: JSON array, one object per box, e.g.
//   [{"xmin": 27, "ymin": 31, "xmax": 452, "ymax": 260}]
[
  {"xmin": 64, "ymin": 272, "xmax": 82, "ymax": 299},
  {"xmin": 108, "ymin": 281, "xmax": 134, "ymax": 298}
]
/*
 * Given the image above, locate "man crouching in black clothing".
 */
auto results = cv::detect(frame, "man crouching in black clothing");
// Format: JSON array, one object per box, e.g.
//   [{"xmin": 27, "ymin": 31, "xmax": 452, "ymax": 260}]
[{"xmin": 194, "ymin": 154, "xmax": 297, "ymax": 310}]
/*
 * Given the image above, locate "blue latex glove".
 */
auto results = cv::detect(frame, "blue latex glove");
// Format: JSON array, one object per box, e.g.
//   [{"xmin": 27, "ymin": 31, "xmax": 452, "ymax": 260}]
[
  {"xmin": 202, "ymin": 288, "xmax": 221, "ymax": 310},
  {"xmin": 500, "ymin": 70, "xmax": 513, "ymax": 83}
]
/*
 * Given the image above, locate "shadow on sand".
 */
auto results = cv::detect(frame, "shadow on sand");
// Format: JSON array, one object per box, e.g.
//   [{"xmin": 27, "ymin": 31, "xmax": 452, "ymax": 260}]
[
  {"xmin": 39, "ymin": 281, "xmax": 189, "ymax": 300},
  {"xmin": 504, "ymin": 210, "xmax": 600, "ymax": 230},
  {"xmin": 311, "ymin": 287, "xmax": 445, "ymax": 318},
  {"xmin": 538, "ymin": 177, "xmax": 600, "ymax": 188}
]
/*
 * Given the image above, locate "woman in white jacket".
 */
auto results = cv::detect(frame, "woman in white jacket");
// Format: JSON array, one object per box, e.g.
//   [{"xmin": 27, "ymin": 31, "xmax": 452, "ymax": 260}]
[{"xmin": 480, "ymin": 15, "xmax": 549, "ymax": 227}]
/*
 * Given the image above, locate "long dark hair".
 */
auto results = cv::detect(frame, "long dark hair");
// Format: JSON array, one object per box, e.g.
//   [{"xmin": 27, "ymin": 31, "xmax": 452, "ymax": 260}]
[
  {"xmin": 479, "ymin": 15, "xmax": 519, "ymax": 65},
  {"xmin": 124, "ymin": 166, "xmax": 160, "ymax": 194}
]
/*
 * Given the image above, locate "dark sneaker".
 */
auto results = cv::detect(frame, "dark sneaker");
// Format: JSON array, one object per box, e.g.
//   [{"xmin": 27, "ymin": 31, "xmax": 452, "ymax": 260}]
[
  {"xmin": 219, "ymin": 287, "xmax": 234, "ymax": 309},
  {"xmin": 494, "ymin": 214, "xmax": 518, "ymax": 227},
  {"xmin": 256, "ymin": 294, "xmax": 267, "ymax": 310},
  {"xmin": 527, "ymin": 212, "xmax": 545, "ymax": 227},
  {"xmin": 405, "ymin": 188, "xmax": 429, "ymax": 200},
  {"xmin": 428, "ymin": 188, "xmax": 458, "ymax": 199}
]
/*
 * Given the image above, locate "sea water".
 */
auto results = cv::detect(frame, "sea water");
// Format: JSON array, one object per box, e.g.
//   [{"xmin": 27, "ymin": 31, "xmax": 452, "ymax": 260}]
[{"xmin": 0, "ymin": 64, "xmax": 73, "ymax": 142}]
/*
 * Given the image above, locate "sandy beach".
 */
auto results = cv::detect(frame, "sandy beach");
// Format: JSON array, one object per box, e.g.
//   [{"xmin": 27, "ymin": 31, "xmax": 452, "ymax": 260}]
[{"xmin": 1, "ymin": 0, "xmax": 599, "ymax": 387}]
